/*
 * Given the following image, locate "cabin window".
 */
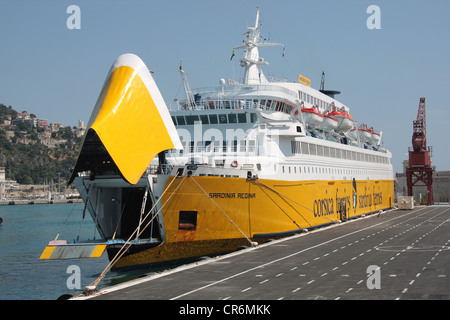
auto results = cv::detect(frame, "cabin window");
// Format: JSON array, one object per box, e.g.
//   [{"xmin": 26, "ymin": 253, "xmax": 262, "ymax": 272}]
[
  {"xmin": 171, "ymin": 116, "xmax": 177, "ymax": 125},
  {"xmin": 219, "ymin": 114, "xmax": 228, "ymax": 124},
  {"xmin": 231, "ymin": 140, "xmax": 238, "ymax": 152},
  {"xmin": 213, "ymin": 140, "xmax": 220, "ymax": 152},
  {"xmin": 275, "ymin": 101, "xmax": 282, "ymax": 112},
  {"xmin": 237, "ymin": 113, "xmax": 247, "ymax": 123},
  {"xmin": 176, "ymin": 116, "xmax": 186, "ymax": 125},
  {"xmin": 228, "ymin": 113, "xmax": 237, "ymax": 124},
  {"xmin": 195, "ymin": 141, "xmax": 202, "ymax": 152},
  {"xmin": 317, "ymin": 145, "xmax": 323, "ymax": 157},
  {"xmin": 248, "ymin": 140, "xmax": 256, "ymax": 152},
  {"xmin": 267, "ymin": 100, "xmax": 274, "ymax": 110},
  {"xmin": 240, "ymin": 140, "xmax": 246, "ymax": 152},
  {"xmin": 178, "ymin": 211, "xmax": 197, "ymax": 230},
  {"xmin": 250, "ymin": 113, "xmax": 258, "ymax": 123},
  {"xmin": 209, "ymin": 114, "xmax": 218, "ymax": 124},
  {"xmin": 185, "ymin": 115, "xmax": 199, "ymax": 125},
  {"xmin": 204, "ymin": 141, "xmax": 212, "ymax": 152},
  {"xmin": 200, "ymin": 115, "xmax": 209, "ymax": 124},
  {"xmin": 301, "ymin": 142, "xmax": 309, "ymax": 154},
  {"xmin": 330, "ymin": 148, "xmax": 336, "ymax": 158},
  {"xmin": 309, "ymin": 144, "xmax": 317, "ymax": 155}
]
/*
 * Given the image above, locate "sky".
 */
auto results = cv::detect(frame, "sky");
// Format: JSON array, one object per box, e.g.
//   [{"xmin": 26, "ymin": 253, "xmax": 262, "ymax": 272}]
[{"xmin": 0, "ymin": 0, "xmax": 449, "ymax": 173}]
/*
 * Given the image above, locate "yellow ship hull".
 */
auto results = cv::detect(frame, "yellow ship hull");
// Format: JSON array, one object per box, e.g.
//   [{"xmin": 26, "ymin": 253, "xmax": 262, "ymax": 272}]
[{"xmin": 113, "ymin": 175, "xmax": 394, "ymax": 268}]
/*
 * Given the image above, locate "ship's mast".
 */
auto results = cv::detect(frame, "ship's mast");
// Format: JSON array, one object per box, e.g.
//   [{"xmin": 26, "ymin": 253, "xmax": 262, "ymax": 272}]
[
  {"xmin": 179, "ymin": 60, "xmax": 196, "ymax": 109},
  {"xmin": 233, "ymin": 7, "xmax": 284, "ymax": 85}
]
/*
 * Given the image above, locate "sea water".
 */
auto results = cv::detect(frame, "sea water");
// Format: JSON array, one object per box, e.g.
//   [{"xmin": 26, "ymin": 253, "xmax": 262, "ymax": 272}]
[{"xmin": 0, "ymin": 203, "xmax": 148, "ymax": 300}]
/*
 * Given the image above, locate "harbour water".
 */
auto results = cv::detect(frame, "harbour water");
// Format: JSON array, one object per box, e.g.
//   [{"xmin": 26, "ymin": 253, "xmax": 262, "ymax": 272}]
[{"xmin": 0, "ymin": 203, "xmax": 151, "ymax": 300}]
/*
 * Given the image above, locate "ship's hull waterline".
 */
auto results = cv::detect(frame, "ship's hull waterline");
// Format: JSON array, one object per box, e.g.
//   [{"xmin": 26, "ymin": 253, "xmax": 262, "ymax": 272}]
[{"xmin": 111, "ymin": 175, "xmax": 394, "ymax": 269}]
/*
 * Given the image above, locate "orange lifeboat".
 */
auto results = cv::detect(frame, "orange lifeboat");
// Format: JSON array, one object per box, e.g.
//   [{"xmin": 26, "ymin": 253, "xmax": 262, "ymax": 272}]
[
  {"xmin": 320, "ymin": 113, "xmax": 339, "ymax": 131},
  {"xmin": 327, "ymin": 106, "xmax": 353, "ymax": 132},
  {"xmin": 350, "ymin": 123, "xmax": 372, "ymax": 143},
  {"xmin": 301, "ymin": 106, "xmax": 323, "ymax": 129},
  {"xmin": 368, "ymin": 128, "xmax": 381, "ymax": 145}
]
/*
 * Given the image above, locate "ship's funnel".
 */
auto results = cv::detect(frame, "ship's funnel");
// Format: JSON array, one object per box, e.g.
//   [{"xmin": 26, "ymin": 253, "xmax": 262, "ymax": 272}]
[{"xmin": 69, "ymin": 53, "xmax": 182, "ymax": 185}]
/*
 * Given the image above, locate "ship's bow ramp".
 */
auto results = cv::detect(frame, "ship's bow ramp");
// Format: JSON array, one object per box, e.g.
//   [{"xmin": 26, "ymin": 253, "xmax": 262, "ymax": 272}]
[{"xmin": 69, "ymin": 53, "xmax": 181, "ymax": 185}]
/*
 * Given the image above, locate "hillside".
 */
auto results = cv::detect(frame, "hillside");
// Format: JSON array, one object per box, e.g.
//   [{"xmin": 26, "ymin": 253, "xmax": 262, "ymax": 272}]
[{"xmin": 0, "ymin": 103, "xmax": 84, "ymax": 185}]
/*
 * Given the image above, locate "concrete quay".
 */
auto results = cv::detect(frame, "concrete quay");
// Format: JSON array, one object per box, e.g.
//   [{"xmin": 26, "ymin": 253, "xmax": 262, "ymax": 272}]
[{"xmin": 80, "ymin": 205, "xmax": 449, "ymax": 301}]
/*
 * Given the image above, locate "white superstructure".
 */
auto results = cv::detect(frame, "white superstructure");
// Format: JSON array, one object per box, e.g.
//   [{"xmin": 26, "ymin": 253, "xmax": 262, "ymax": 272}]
[{"xmin": 156, "ymin": 8, "xmax": 393, "ymax": 184}]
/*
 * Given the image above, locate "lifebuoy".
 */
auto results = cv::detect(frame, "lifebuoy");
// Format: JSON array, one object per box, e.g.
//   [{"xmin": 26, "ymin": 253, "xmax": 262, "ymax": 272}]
[{"xmin": 231, "ymin": 160, "xmax": 238, "ymax": 167}]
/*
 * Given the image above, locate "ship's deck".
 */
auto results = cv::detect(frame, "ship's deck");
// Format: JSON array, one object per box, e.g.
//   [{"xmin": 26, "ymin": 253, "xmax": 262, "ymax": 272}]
[{"xmin": 78, "ymin": 205, "xmax": 449, "ymax": 301}]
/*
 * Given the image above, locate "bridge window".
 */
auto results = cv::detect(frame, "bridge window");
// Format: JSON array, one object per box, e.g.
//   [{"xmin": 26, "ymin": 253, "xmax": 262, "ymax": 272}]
[
  {"xmin": 228, "ymin": 113, "xmax": 237, "ymax": 124},
  {"xmin": 219, "ymin": 114, "xmax": 228, "ymax": 124},
  {"xmin": 209, "ymin": 114, "xmax": 218, "ymax": 124},
  {"xmin": 238, "ymin": 113, "xmax": 247, "ymax": 123},
  {"xmin": 185, "ymin": 115, "xmax": 199, "ymax": 125},
  {"xmin": 200, "ymin": 114, "xmax": 209, "ymax": 124},
  {"xmin": 176, "ymin": 116, "xmax": 186, "ymax": 125}
]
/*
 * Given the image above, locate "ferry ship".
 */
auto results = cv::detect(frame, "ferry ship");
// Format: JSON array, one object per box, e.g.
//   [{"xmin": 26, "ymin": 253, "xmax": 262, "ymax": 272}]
[{"xmin": 41, "ymin": 9, "xmax": 394, "ymax": 270}]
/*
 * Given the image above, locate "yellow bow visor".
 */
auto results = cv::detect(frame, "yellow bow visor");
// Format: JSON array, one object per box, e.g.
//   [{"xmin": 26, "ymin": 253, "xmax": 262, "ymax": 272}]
[{"xmin": 69, "ymin": 54, "xmax": 181, "ymax": 185}]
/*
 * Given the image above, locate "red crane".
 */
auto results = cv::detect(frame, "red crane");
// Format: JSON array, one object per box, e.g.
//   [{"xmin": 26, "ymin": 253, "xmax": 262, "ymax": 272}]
[{"xmin": 406, "ymin": 97, "xmax": 434, "ymax": 205}]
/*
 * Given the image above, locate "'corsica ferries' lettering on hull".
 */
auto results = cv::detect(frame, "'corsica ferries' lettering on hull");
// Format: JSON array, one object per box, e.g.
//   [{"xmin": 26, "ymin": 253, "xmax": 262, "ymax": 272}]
[
  {"xmin": 313, "ymin": 198, "xmax": 334, "ymax": 217},
  {"xmin": 209, "ymin": 193, "xmax": 256, "ymax": 199}
]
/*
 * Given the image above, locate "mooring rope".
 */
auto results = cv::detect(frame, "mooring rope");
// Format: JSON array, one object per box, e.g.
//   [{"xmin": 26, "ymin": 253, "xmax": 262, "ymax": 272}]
[
  {"xmin": 84, "ymin": 173, "xmax": 187, "ymax": 294},
  {"xmin": 190, "ymin": 176, "xmax": 257, "ymax": 248},
  {"xmin": 53, "ymin": 200, "xmax": 79, "ymax": 241},
  {"xmin": 251, "ymin": 179, "xmax": 338, "ymax": 226},
  {"xmin": 253, "ymin": 180, "xmax": 303, "ymax": 230}
]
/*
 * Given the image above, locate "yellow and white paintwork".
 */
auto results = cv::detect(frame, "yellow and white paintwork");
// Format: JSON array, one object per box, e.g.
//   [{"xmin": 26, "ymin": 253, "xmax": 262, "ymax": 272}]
[
  {"xmin": 40, "ymin": 244, "xmax": 106, "ymax": 260},
  {"xmin": 52, "ymin": 47, "xmax": 394, "ymax": 270},
  {"xmin": 73, "ymin": 53, "xmax": 181, "ymax": 185},
  {"xmin": 113, "ymin": 176, "xmax": 394, "ymax": 268}
]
